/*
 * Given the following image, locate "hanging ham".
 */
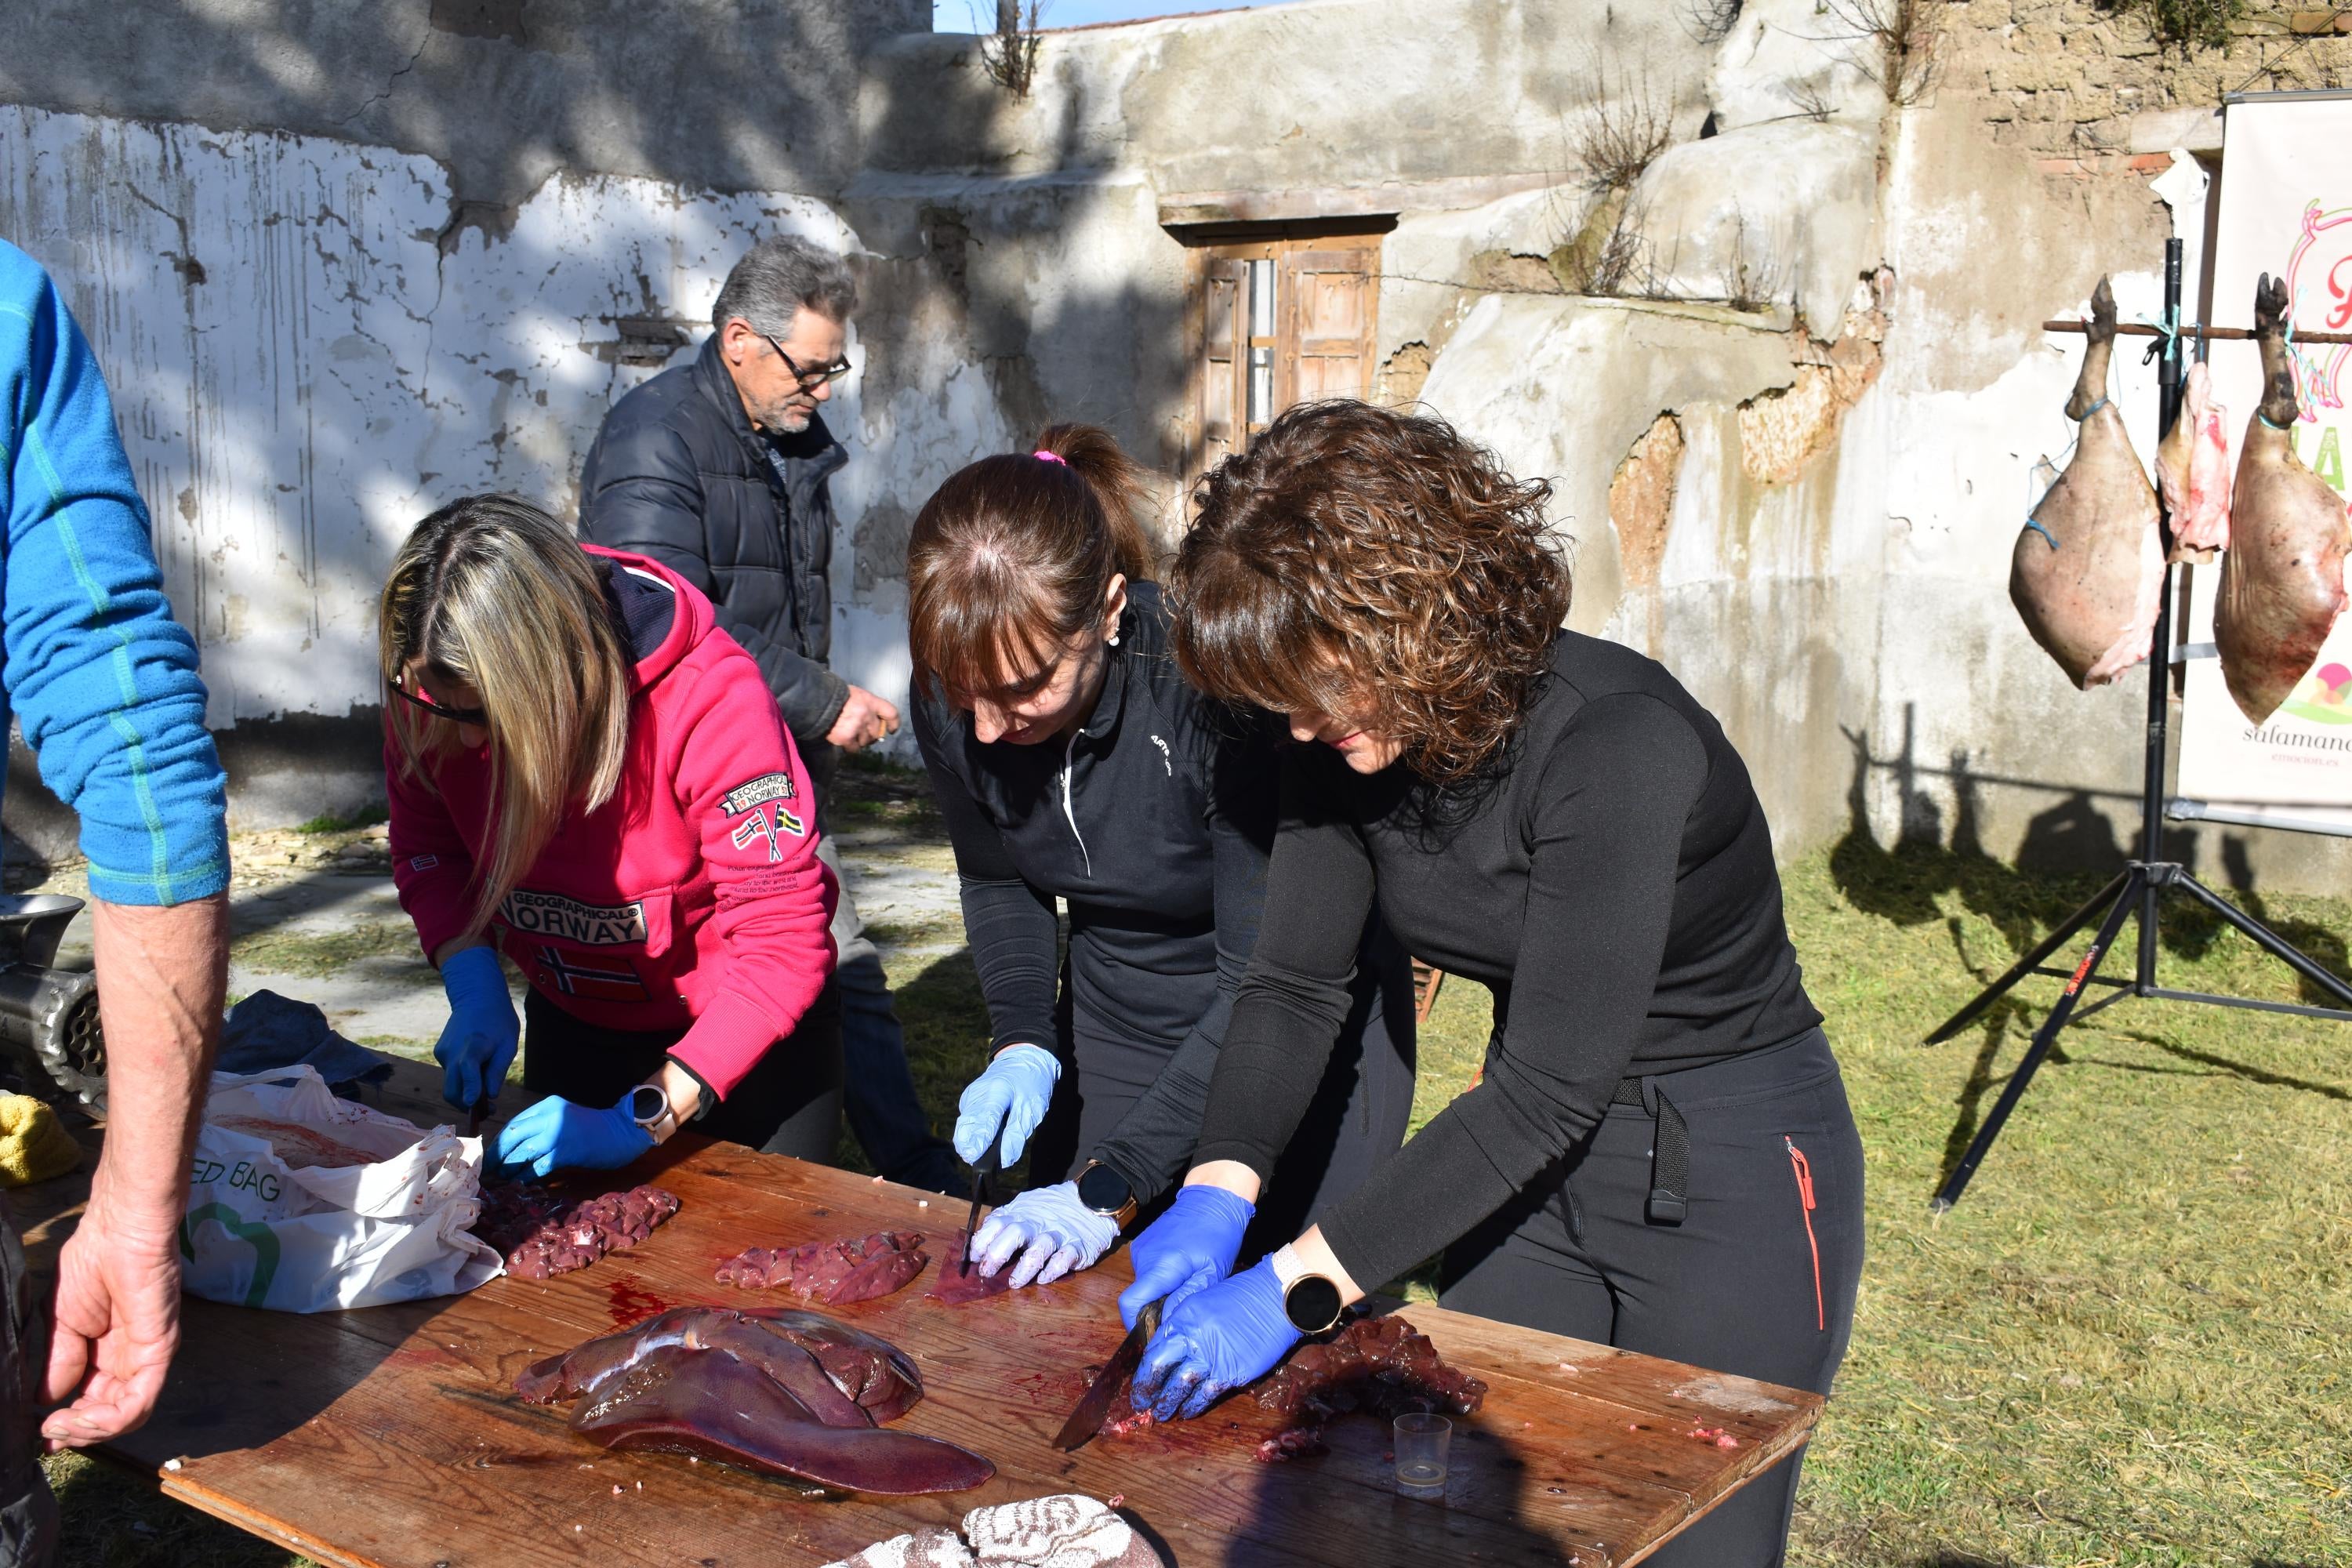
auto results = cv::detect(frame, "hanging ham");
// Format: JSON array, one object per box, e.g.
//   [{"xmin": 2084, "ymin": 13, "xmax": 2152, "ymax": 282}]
[
  {"xmin": 2010, "ymin": 277, "xmax": 2165, "ymax": 688},
  {"xmin": 2155, "ymin": 360, "xmax": 2232, "ymax": 564},
  {"xmin": 2214, "ymin": 274, "xmax": 2352, "ymax": 724}
]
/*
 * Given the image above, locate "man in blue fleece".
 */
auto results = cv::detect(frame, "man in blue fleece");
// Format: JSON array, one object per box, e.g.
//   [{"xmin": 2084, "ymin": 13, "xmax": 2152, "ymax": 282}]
[{"xmin": 0, "ymin": 238, "xmax": 231, "ymax": 1568}]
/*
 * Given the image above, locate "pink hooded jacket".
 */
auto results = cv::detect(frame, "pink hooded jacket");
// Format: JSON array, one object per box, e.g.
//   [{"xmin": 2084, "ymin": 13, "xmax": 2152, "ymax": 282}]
[{"xmin": 388, "ymin": 546, "xmax": 838, "ymax": 1101}]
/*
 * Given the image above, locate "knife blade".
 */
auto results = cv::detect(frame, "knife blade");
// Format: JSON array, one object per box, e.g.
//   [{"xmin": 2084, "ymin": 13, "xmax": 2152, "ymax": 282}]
[
  {"xmin": 958, "ymin": 1106, "xmax": 1011, "ymax": 1276},
  {"xmin": 466, "ymin": 1095, "xmax": 489, "ymax": 1140},
  {"xmin": 1051, "ymin": 1299, "xmax": 1161, "ymax": 1452}
]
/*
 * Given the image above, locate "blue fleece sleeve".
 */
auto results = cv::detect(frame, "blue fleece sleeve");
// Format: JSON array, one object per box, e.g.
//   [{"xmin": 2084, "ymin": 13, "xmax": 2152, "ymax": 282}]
[{"xmin": 0, "ymin": 241, "xmax": 227, "ymax": 905}]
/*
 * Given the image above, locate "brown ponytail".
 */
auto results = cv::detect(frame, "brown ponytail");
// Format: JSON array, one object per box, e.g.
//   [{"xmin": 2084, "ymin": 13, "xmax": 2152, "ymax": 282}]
[{"xmin": 907, "ymin": 423, "xmax": 1157, "ymax": 702}]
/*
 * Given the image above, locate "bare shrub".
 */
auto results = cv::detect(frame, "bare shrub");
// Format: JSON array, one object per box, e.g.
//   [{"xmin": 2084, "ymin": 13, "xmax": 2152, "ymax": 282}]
[
  {"xmin": 1820, "ymin": 0, "xmax": 1941, "ymax": 106},
  {"xmin": 1786, "ymin": 78, "xmax": 1837, "ymax": 124},
  {"xmin": 975, "ymin": 0, "xmax": 1047, "ymax": 97},
  {"xmin": 1569, "ymin": 59, "xmax": 1676, "ymax": 194}
]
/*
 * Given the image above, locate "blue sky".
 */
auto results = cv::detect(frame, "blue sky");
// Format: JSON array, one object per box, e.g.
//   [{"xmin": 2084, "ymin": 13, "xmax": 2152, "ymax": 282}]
[{"xmin": 933, "ymin": 0, "xmax": 1285, "ymax": 31}]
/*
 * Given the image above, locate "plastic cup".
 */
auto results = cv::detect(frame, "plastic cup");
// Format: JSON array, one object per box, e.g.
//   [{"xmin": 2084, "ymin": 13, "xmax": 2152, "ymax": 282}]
[{"xmin": 1392, "ymin": 1411, "xmax": 1451, "ymax": 1497}]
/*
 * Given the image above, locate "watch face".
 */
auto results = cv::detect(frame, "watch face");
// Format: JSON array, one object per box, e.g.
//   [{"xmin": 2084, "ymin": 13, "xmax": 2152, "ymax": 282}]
[
  {"xmin": 628, "ymin": 1084, "xmax": 667, "ymax": 1124},
  {"xmin": 1283, "ymin": 1275, "xmax": 1344, "ymax": 1334},
  {"xmin": 1076, "ymin": 1162, "xmax": 1133, "ymax": 1216}
]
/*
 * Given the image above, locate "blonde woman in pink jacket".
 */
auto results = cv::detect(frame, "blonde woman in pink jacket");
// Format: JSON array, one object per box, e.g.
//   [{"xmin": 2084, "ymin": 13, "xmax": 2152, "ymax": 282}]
[{"xmin": 381, "ymin": 495, "xmax": 840, "ymax": 1175}]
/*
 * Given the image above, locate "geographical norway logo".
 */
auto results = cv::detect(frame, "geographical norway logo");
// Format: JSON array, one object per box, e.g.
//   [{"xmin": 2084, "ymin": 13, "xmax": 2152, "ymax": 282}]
[
  {"xmin": 535, "ymin": 946, "xmax": 651, "ymax": 1002},
  {"xmin": 720, "ymin": 771, "xmax": 797, "ymax": 815},
  {"xmin": 499, "ymin": 890, "xmax": 648, "ymax": 946}
]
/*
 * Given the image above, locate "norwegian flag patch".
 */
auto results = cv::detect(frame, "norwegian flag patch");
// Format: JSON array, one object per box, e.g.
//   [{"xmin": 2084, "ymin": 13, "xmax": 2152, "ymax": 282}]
[{"xmin": 535, "ymin": 946, "xmax": 651, "ymax": 1003}]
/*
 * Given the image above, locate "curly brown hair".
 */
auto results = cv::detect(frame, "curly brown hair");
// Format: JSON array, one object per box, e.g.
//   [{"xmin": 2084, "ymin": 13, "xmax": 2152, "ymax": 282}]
[{"xmin": 1169, "ymin": 401, "xmax": 1570, "ymax": 784}]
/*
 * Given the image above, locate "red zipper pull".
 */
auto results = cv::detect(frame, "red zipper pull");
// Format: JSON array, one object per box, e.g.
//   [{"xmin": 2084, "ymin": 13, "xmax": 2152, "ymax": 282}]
[{"xmin": 1784, "ymin": 1136, "xmax": 1816, "ymax": 1210}]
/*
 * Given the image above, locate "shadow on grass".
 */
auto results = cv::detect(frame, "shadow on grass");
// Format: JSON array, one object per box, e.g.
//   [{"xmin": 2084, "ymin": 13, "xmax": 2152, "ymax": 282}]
[
  {"xmin": 1830, "ymin": 714, "xmax": 2352, "ymax": 1009},
  {"xmin": 1832, "ymin": 711, "xmax": 2352, "ymax": 1196}
]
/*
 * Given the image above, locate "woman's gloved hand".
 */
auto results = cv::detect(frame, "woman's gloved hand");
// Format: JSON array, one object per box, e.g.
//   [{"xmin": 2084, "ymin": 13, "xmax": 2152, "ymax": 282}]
[
  {"xmin": 434, "ymin": 945, "xmax": 519, "ymax": 1111},
  {"xmin": 968, "ymin": 1181, "xmax": 1119, "ymax": 1287},
  {"xmin": 494, "ymin": 1094, "xmax": 652, "ymax": 1178},
  {"xmin": 1116, "ymin": 1183, "xmax": 1254, "ymax": 1329},
  {"xmin": 953, "ymin": 1044, "xmax": 1060, "ymax": 1167},
  {"xmin": 1129, "ymin": 1257, "xmax": 1299, "ymax": 1422}
]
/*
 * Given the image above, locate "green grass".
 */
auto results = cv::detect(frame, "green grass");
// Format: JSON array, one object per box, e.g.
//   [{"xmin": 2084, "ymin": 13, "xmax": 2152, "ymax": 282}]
[
  {"xmin": 44, "ymin": 835, "xmax": 2352, "ymax": 1566},
  {"xmin": 228, "ymin": 921, "xmax": 430, "ymax": 980},
  {"xmin": 290, "ymin": 804, "xmax": 387, "ymax": 836}
]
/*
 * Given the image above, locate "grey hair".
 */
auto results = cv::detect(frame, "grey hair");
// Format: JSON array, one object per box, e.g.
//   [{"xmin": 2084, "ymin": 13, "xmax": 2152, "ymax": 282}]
[{"xmin": 710, "ymin": 234, "xmax": 858, "ymax": 338}]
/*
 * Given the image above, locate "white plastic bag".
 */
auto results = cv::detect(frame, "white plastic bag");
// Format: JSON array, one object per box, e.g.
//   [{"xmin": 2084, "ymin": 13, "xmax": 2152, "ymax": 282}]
[{"xmin": 180, "ymin": 1064, "xmax": 503, "ymax": 1312}]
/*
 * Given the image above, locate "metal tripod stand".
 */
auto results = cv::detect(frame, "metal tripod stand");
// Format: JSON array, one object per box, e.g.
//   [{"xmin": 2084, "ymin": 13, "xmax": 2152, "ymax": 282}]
[{"xmin": 1924, "ymin": 237, "xmax": 2352, "ymax": 1211}]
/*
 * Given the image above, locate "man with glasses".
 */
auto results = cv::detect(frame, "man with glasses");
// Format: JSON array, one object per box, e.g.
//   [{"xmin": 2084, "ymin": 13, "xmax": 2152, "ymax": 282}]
[{"xmin": 579, "ymin": 234, "xmax": 963, "ymax": 1196}]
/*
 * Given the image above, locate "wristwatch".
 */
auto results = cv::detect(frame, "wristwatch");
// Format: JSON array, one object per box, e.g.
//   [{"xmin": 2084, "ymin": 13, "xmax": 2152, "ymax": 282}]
[
  {"xmin": 625, "ymin": 1083, "xmax": 674, "ymax": 1140},
  {"xmin": 1269, "ymin": 1242, "xmax": 1345, "ymax": 1334},
  {"xmin": 1074, "ymin": 1160, "xmax": 1138, "ymax": 1229}
]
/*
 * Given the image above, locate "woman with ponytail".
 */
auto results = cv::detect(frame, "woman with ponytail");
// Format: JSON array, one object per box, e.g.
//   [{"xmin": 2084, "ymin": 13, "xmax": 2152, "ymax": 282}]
[
  {"xmin": 382, "ymin": 495, "xmax": 841, "ymax": 1177},
  {"xmin": 908, "ymin": 426, "xmax": 1415, "ymax": 1290}
]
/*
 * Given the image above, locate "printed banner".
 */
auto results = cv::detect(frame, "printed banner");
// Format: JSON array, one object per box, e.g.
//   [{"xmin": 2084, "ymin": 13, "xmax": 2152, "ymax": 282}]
[{"xmin": 2172, "ymin": 93, "xmax": 2352, "ymax": 837}]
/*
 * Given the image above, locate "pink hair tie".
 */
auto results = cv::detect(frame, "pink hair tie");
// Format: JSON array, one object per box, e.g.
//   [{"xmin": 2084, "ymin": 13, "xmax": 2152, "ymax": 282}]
[{"xmin": 1033, "ymin": 449, "xmax": 1068, "ymax": 466}]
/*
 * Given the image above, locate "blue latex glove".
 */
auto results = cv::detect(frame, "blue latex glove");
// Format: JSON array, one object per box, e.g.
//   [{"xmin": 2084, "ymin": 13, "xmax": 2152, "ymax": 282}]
[
  {"xmin": 969, "ymin": 1181, "xmax": 1120, "ymax": 1287},
  {"xmin": 435, "ymin": 945, "xmax": 520, "ymax": 1111},
  {"xmin": 953, "ymin": 1044, "xmax": 1060, "ymax": 1166},
  {"xmin": 1129, "ymin": 1257, "xmax": 1300, "ymax": 1422},
  {"xmin": 1116, "ymin": 1183, "xmax": 1254, "ymax": 1330},
  {"xmin": 494, "ymin": 1094, "xmax": 653, "ymax": 1178}
]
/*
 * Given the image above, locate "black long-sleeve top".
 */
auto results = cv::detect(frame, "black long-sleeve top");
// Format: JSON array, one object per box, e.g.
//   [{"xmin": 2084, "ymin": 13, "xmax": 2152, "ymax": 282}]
[
  {"xmin": 1192, "ymin": 631, "xmax": 1824, "ymax": 1291},
  {"xmin": 912, "ymin": 583, "xmax": 1282, "ymax": 1198}
]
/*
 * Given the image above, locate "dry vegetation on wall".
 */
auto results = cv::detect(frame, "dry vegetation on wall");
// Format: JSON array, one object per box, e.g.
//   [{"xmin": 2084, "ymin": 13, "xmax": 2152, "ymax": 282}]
[
  {"xmin": 1824, "ymin": 0, "xmax": 1944, "ymax": 104},
  {"xmin": 2098, "ymin": 0, "xmax": 2249, "ymax": 50},
  {"xmin": 978, "ymin": 0, "xmax": 1045, "ymax": 96}
]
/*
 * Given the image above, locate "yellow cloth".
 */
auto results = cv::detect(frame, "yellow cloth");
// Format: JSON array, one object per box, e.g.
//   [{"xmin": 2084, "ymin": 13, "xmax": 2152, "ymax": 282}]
[{"xmin": 0, "ymin": 1092, "xmax": 81, "ymax": 1186}]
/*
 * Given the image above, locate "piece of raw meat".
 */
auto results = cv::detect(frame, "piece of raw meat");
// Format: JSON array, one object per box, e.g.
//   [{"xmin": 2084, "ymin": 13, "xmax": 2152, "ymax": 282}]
[
  {"xmin": 926, "ymin": 1232, "xmax": 1015, "ymax": 1305},
  {"xmin": 1253, "ymin": 1314, "xmax": 1486, "ymax": 1453},
  {"xmin": 210, "ymin": 1116, "xmax": 381, "ymax": 1171},
  {"xmin": 482, "ymin": 1184, "xmax": 680, "ymax": 1281},
  {"xmin": 717, "ymin": 1230, "xmax": 929, "ymax": 1304},
  {"xmin": 517, "ymin": 1305, "xmax": 990, "ymax": 1495},
  {"xmin": 2010, "ymin": 276, "xmax": 2165, "ymax": 688},
  {"xmin": 2157, "ymin": 359, "xmax": 2234, "ymax": 564},
  {"xmin": 2216, "ymin": 274, "xmax": 2352, "ymax": 723}
]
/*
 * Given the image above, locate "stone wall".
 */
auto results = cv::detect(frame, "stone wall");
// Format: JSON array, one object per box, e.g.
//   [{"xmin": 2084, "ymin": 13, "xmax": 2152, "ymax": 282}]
[{"xmin": 9, "ymin": 0, "xmax": 2350, "ymax": 891}]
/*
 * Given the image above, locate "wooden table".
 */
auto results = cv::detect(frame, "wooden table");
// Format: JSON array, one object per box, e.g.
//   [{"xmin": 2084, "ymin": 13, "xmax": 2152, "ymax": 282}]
[{"xmin": 12, "ymin": 1062, "xmax": 1820, "ymax": 1566}]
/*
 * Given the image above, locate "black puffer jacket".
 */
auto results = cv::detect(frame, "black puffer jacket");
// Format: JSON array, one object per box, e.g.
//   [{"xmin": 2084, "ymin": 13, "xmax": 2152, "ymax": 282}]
[{"xmin": 578, "ymin": 333, "xmax": 849, "ymax": 742}]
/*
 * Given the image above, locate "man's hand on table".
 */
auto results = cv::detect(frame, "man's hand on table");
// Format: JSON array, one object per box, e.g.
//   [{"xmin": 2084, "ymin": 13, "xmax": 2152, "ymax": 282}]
[{"xmin": 826, "ymin": 684, "xmax": 900, "ymax": 753}]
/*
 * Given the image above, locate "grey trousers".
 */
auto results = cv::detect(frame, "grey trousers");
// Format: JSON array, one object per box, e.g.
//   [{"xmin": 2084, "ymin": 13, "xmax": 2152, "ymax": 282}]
[{"xmin": 1, "ymin": 1197, "xmax": 58, "ymax": 1568}]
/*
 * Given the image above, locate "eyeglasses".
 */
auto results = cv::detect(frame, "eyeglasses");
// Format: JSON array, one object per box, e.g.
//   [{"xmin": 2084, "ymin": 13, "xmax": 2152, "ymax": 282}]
[
  {"xmin": 762, "ymin": 332, "xmax": 855, "ymax": 392},
  {"xmin": 390, "ymin": 677, "xmax": 487, "ymax": 727}
]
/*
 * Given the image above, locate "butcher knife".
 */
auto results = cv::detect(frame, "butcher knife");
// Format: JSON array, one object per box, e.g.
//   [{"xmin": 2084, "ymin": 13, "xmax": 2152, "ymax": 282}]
[
  {"xmin": 1050, "ymin": 1299, "xmax": 1161, "ymax": 1452},
  {"xmin": 959, "ymin": 1106, "xmax": 1011, "ymax": 1276}
]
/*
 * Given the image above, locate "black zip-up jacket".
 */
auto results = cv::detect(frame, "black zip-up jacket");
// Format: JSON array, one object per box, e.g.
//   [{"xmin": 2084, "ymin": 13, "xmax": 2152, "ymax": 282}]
[
  {"xmin": 1193, "ymin": 631, "xmax": 1825, "ymax": 1291},
  {"xmin": 578, "ymin": 333, "xmax": 850, "ymax": 743},
  {"xmin": 913, "ymin": 584, "xmax": 1297, "ymax": 1198}
]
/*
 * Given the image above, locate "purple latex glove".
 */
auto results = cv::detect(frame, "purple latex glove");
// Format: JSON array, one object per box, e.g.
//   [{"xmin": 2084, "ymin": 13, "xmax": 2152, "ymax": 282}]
[
  {"xmin": 1128, "ymin": 1257, "xmax": 1300, "ymax": 1422},
  {"xmin": 1116, "ymin": 1183, "xmax": 1254, "ymax": 1330},
  {"xmin": 495, "ymin": 1094, "xmax": 652, "ymax": 1178}
]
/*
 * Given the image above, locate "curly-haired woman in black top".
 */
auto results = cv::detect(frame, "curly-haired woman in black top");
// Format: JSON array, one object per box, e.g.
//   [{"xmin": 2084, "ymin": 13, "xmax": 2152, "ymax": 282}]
[{"xmin": 1120, "ymin": 401, "xmax": 1864, "ymax": 1568}]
